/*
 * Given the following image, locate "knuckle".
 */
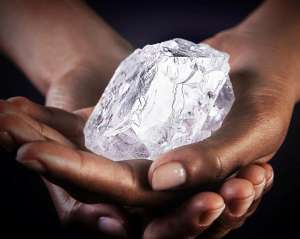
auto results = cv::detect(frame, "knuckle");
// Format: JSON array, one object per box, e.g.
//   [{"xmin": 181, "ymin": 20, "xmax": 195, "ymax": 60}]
[
  {"xmin": 181, "ymin": 146, "xmax": 206, "ymax": 181},
  {"xmin": 180, "ymin": 145, "xmax": 226, "ymax": 184},
  {"xmin": 74, "ymin": 151, "xmax": 89, "ymax": 182},
  {"xmin": 35, "ymin": 120, "xmax": 47, "ymax": 137},
  {"xmin": 117, "ymin": 164, "xmax": 141, "ymax": 205},
  {"xmin": 211, "ymin": 152, "xmax": 225, "ymax": 180},
  {"xmin": 183, "ymin": 147, "xmax": 203, "ymax": 174},
  {"xmin": 201, "ymin": 146, "xmax": 226, "ymax": 181}
]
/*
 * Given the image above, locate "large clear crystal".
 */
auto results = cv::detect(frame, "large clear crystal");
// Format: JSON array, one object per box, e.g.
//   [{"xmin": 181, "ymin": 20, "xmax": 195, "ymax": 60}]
[{"xmin": 84, "ymin": 38, "xmax": 234, "ymax": 161}]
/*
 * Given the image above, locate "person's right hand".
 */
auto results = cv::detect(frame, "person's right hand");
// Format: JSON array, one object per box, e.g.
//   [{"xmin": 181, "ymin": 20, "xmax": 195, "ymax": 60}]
[{"xmin": 0, "ymin": 97, "xmax": 274, "ymax": 238}]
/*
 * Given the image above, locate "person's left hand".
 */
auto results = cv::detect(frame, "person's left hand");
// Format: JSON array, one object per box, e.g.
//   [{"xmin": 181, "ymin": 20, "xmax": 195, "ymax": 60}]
[{"xmin": 0, "ymin": 97, "xmax": 273, "ymax": 238}]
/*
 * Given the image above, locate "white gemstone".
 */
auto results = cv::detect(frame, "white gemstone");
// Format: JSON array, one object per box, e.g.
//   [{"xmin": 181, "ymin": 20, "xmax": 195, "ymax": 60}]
[{"xmin": 84, "ymin": 38, "xmax": 234, "ymax": 161}]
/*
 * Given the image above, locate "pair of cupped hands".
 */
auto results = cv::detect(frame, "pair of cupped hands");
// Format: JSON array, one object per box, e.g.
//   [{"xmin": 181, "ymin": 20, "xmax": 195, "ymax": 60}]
[{"xmin": 1, "ymin": 26, "xmax": 298, "ymax": 239}]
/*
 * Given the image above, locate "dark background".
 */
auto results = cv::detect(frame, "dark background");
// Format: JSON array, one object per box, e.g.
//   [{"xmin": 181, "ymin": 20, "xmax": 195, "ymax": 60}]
[{"xmin": 1, "ymin": 0, "xmax": 299, "ymax": 238}]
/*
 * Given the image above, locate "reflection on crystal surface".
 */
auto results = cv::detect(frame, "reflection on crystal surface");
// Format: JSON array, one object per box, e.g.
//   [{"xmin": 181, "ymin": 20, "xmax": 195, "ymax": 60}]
[{"xmin": 84, "ymin": 39, "xmax": 234, "ymax": 161}]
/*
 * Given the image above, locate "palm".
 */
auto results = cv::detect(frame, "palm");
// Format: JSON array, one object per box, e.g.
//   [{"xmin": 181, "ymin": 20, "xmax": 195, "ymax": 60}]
[{"xmin": 0, "ymin": 97, "xmax": 274, "ymax": 239}]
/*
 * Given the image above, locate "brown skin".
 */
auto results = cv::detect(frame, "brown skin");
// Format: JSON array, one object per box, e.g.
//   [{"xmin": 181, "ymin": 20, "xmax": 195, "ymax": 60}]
[
  {"xmin": 0, "ymin": 97, "xmax": 273, "ymax": 239},
  {"xmin": 149, "ymin": 0, "xmax": 300, "ymax": 192},
  {"xmin": 0, "ymin": 0, "xmax": 296, "ymax": 238}
]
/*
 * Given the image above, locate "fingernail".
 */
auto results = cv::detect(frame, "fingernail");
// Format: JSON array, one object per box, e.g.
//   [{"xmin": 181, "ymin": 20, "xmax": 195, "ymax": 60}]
[
  {"xmin": 98, "ymin": 217, "xmax": 127, "ymax": 238},
  {"xmin": 152, "ymin": 162, "xmax": 186, "ymax": 190},
  {"xmin": 20, "ymin": 160, "xmax": 46, "ymax": 173},
  {"xmin": 227, "ymin": 195, "xmax": 254, "ymax": 217},
  {"xmin": 199, "ymin": 205, "xmax": 225, "ymax": 226},
  {"xmin": 0, "ymin": 131, "xmax": 16, "ymax": 152},
  {"xmin": 16, "ymin": 157, "xmax": 46, "ymax": 174},
  {"xmin": 266, "ymin": 170, "xmax": 274, "ymax": 188}
]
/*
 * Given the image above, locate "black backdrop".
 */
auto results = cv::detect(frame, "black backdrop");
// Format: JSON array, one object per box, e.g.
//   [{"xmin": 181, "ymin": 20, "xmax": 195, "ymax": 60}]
[{"xmin": 1, "ymin": 1, "xmax": 299, "ymax": 238}]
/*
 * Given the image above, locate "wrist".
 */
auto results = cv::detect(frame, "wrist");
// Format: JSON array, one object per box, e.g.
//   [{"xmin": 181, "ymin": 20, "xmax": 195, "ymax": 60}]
[
  {"xmin": 0, "ymin": 0, "xmax": 133, "ymax": 95},
  {"xmin": 235, "ymin": 1, "xmax": 300, "ymax": 103},
  {"xmin": 45, "ymin": 49, "xmax": 131, "ymax": 111},
  {"xmin": 32, "ymin": 41, "xmax": 131, "ymax": 98},
  {"xmin": 211, "ymin": 28, "xmax": 300, "ymax": 107},
  {"xmin": 47, "ymin": 42, "xmax": 131, "ymax": 89}
]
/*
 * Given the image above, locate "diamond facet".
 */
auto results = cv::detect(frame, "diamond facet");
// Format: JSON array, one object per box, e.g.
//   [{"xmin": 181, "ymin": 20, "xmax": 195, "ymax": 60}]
[{"xmin": 84, "ymin": 39, "xmax": 234, "ymax": 161}]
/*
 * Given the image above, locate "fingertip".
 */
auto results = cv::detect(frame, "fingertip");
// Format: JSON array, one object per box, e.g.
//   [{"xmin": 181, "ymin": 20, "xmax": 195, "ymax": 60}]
[
  {"xmin": 143, "ymin": 192, "xmax": 225, "ymax": 239},
  {"xmin": 189, "ymin": 192, "xmax": 225, "ymax": 213},
  {"xmin": 237, "ymin": 165, "xmax": 265, "ymax": 185},
  {"xmin": 148, "ymin": 146, "xmax": 193, "ymax": 180},
  {"xmin": 220, "ymin": 178, "xmax": 255, "ymax": 200},
  {"xmin": 191, "ymin": 193, "xmax": 225, "ymax": 227},
  {"xmin": 220, "ymin": 178, "xmax": 255, "ymax": 217},
  {"xmin": 97, "ymin": 217, "xmax": 128, "ymax": 238},
  {"xmin": 149, "ymin": 145, "xmax": 219, "ymax": 190},
  {"xmin": 260, "ymin": 163, "xmax": 274, "ymax": 187},
  {"xmin": 237, "ymin": 164, "xmax": 267, "ymax": 200},
  {"xmin": 150, "ymin": 161, "xmax": 187, "ymax": 191},
  {"xmin": 148, "ymin": 151, "xmax": 173, "ymax": 181},
  {"xmin": 16, "ymin": 142, "xmax": 37, "ymax": 161},
  {"xmin": 16, "ymin": 141, "xmax": 69, "ymax": 169},
  {"xmin": 16, "ymin": 142, "xmax": 47, "ymax": 173}
]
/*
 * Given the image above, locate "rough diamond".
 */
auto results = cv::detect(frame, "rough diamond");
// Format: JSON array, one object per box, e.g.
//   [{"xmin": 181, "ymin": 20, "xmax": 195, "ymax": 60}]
[{"xmin": 84, "ymin": 38, "xmax": 234, "ymax": 161}]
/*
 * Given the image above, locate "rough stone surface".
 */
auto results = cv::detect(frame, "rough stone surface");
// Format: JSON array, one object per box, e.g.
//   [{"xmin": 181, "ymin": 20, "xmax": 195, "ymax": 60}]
[{"xmin": 84, "ymin": 38, "xmax": 234, "ymax": 161}]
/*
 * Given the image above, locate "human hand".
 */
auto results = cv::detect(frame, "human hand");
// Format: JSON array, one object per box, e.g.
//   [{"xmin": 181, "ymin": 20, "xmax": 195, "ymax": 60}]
[
  {"xmin": 0, "ymin": 1, "xmax": 133, "ymax": 235},
  {"xmin": 0, "ymin": 97, "xmax": 274, "ymax": 238},
  {"xmin": 147, "ymin": 19, "xmax": 298, "ymax": 193},
  {"xmin": 143, "ymin": 163, "xmax": 273, "ymax": 239}
]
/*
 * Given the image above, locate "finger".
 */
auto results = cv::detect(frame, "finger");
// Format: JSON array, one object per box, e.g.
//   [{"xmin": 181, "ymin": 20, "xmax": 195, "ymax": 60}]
[
  {"xmin": 221, "ymin": 178, "xmax": 255, "ymax": 218},
  {"xmin": 201, "ymin": 177, "xmax": 255, "ymax": 239},
  {"xmin": 237, "ymin": 164, "xmax": 266, "ymax": 200},
  {"xmin": 42, "ymin": 182, "xmax": 128, "ymax": 238},
  {"xmin": 0, "ymin": 101, "xmax": 74, "ymax": 149},
  {"xmin": 143, "ymin": 192, "xmax": 225, "ymax": 239},
  {"xmin": 260, "ymin": 163, "xmax": 274, "ymax": 191},
  {"xmin": 6, "ymin": 97, "xmax": 85, "ymax": 145},
  {"xmin": 203, "ymin": 199, "xmax": 262, "ymax": 239},
  {"xmin": 1, "ymin": 98, "xmax": 130, "ymax": 238},
  {"xmin": 16, "ymin": 141, "xmax": 176, "ymax": 206},
  {"xmin": 149, "ymin": 69, "xmax": 288, "ymax": 191},
  {"xmin": 0, "ymin": 131, "xmax": 16, "ymax": 151},
  {"xmin": 68, "ymin": 203, "xmax": 129, "ymax": 238},
  {"xmin": 203, "ymin": 164, "xmax": 272, "ymax": 239}
]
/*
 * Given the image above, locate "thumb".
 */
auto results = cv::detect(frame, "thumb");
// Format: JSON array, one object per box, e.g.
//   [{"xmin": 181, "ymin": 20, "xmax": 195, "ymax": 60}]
[{"xmin": 148, "ymin": 73, "xmax": 290, "ymax": 191}]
